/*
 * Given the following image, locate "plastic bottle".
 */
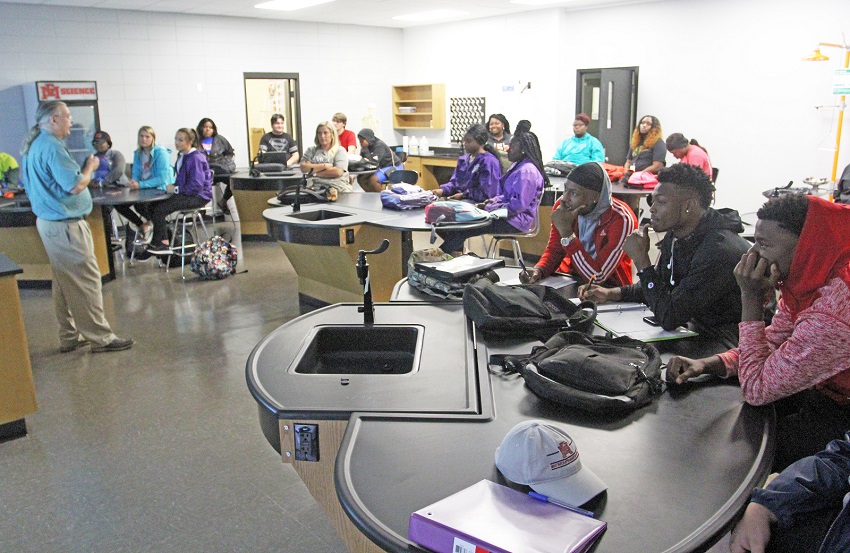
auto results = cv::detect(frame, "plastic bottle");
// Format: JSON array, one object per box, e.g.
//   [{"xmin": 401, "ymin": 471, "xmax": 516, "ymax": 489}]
[
  {"xmin": 409, "ymin": 136, "xmax": 419, "ymax": 155},
  {"xmin": 420, "ymin": 136, "xmax": 429, "ymax": 155}
]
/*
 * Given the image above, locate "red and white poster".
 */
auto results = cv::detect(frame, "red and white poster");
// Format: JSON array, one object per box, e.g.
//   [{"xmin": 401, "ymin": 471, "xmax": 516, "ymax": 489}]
[{"xmin": 36, "ymin": 81, "xmax": 98, "ymax": 102}]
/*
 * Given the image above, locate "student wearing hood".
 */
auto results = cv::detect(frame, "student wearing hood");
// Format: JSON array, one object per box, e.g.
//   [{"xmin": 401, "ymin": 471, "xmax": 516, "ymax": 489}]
[
  {"xmin": 521, "ymin": 161, "xmax": 637, "ymax": 288},
  {"xmin": 585, "ymin": 164, "xmax": 751, "ymax": 343},
  {"xmin": 667, "ymin": 194, "xmax": 850, "ymax": 470},
  {"xmin": 356, "ymin": 128, "xmax": 403, "ymax": 192}
]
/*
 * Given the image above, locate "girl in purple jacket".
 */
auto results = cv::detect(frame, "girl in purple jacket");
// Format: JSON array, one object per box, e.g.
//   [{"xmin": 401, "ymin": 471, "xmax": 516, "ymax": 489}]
[
  {"xmin": 439, "ymin": 121, "xmax": 547, "ymax": 254},
  {"xmin": 147, "ymin": 128, "xmax": 213, "ymax": 255}
]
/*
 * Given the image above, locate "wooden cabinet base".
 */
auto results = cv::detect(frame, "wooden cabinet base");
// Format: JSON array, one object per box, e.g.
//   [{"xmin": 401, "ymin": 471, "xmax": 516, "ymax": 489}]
[
  {"xmin": 0, "ymin": 274, "xmax": 37, "ymax": 428},
  {"xmin": 280, "ymin": 419, "xmax": 383, "ymax": 553}
]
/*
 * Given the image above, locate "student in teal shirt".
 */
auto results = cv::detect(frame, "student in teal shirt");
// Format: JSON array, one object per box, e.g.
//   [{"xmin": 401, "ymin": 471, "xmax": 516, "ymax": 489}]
[{"xmin": 552, "ymin": 113, "xmax": 605, "ymax": 164}]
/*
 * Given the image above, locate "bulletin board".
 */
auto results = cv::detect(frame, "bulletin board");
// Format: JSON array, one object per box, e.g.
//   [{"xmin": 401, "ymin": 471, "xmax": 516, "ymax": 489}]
[{"xmin": 450, "ymin": 97, "xmax": 486, "ymax": 143}]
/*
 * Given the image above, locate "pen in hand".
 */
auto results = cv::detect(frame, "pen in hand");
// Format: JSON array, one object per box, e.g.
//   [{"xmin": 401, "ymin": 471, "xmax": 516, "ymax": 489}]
[
  {"xmin": 580, "ymin": 274, "xmax": 596, "ymax": 300},
  {"xmin": 518, "ymin": 258, "xmax": 530, "ymax": 281}
]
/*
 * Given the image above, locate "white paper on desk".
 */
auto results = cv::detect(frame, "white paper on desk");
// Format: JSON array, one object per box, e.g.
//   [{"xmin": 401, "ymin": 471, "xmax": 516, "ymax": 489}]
[
  {"xmin": 500, "ymin": 273, "xmax": 577, "ymax": 289},
  {"xmin": 592, "ymin": 303, "xmax": 698, "ymax": 342},
  {"xmin": 568, "ymin": 300, "xmax": 649, "ymax": 313},
  {"xmin": 490, "ymin": 207, "xmax": 508, "ymax": 219}
]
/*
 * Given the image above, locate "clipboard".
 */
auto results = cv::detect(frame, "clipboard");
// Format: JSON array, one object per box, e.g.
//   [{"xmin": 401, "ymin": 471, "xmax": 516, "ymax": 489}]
[
  {"xmin": 414, "ymin": 256, "xmax": 504, "ymax": 281},
  {"xmin": 592, "ymin": 302, "xmax": 698, "ymax": 342}
]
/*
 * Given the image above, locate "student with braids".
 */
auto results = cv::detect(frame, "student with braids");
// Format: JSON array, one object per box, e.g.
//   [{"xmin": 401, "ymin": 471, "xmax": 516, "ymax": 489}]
[
  {"xmin": 438, "ymin": 120, "xmax": 545, "ymax": 254},
  {"xmin": 621, "ymin": 115, "xmax": 666, "ymax": 181},
  {"xmin": 147, "ymin": 128, "xmax": 213, "ymax": 255},
  {"xmin": 433, "ymin": 124, "xmax": 501, "ymax": 203}
]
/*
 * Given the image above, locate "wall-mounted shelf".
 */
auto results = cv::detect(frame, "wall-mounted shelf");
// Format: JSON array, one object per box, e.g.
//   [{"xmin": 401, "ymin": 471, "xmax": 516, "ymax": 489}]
[{"xmin": 392, "ymin": 84, "xmax": 445, "ymax": 129}]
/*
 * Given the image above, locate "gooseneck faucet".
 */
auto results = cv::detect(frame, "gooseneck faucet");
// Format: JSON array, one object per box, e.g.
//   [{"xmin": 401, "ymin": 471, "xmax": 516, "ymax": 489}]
[
  {"xmin": 289, "ymin": 168, "xmax": 314, "ymax": 213},
  {"xmin": 357, "ymin": 239, "xmax": 390, "ymax": 325}
]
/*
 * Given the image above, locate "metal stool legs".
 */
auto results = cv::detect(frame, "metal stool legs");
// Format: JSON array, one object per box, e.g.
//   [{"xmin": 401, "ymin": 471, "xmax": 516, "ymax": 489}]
[{"xmin": 165, "ymin": 209, "xmax": 210, "ymax": 278}]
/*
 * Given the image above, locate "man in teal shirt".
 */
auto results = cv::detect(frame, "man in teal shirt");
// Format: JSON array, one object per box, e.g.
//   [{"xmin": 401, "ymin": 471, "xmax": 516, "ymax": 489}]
[
  {"xmin": 21, "ymin": 100, "xmax": 133, "ymax": 353},
  {"xmin": 552, "ymin": 113, "xmax": 605, "ymax": 164}
]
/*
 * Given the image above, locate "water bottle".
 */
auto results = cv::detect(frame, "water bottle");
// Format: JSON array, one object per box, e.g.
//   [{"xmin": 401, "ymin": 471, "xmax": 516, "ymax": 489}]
[
  {"xmin": 420, "ymin": 136, "xmax": 429, "ymax": 155},
  {"xmin": 409, "ymin": 136, "xmax": 419, "ymax": 155}
]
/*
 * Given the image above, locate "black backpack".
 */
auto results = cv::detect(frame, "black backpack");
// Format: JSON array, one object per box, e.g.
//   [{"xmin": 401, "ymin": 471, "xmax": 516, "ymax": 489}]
[
  {"xmin": 493, "ymin": 331, "xmax": 663, "ymax": 415},
  {"xmin": 462, "ymin": 279, "xmax": 597, "ymax": 341}
]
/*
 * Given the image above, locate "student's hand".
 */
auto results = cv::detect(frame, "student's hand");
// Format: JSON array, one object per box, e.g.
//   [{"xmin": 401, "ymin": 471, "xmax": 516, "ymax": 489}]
[
  {"xmin": 432, "ymin": 188, "xmax": 444, "ymax": 197},
  {"xmin": 622, "ymin": 224, "xmax": 652, "ymax": 267},
  {"xmin": 583, "ymin": 285, "xmax": 620, "ymax": 304},
  {"xmin": 665, "ymin": 355, "xmax": 722, "ymax": 384},
  {"xmin": 734, "ymin": 251, "xmax": 780, "ymax": 299},
  {"xmin": 729, "ymin": 502, "xmax": 776, "ymax": 553},
  {"xmin": 519, "ymin": 267, "xmax": 542, "ymax": 284},
  {"xmin": 128, "ymin": 179, "xmax": 140, "ymax": 190},
  {"xmin": 551, "ymin": 202, "xmax": 584, "ymax": 239},
  {"xmin": 448, "ymin": 193, "xmax": 464, "ymax": 200}
]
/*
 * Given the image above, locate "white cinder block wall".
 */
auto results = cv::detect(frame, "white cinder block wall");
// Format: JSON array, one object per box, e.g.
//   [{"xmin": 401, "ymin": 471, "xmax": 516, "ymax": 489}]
[
  {"xmin": 2, "ymin": 0, "xmax": 850, "ymax": 215},
  {"xmin": 0, "ymin": 3, "xmax": 403, "ymax": 168},
  {"xmin": 402, "ymin": 0, "xmax": 850, "ymax": 214}
]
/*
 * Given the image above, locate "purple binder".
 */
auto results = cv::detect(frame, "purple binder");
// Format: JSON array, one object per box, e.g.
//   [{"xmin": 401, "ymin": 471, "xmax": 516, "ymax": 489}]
[{"xmin": 408, "ymin": 480, "xmax": 606, "ymax": 553}]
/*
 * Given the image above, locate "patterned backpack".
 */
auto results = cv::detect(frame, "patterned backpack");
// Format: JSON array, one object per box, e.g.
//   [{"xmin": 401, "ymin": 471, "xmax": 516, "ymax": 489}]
[{"xmin": 190, "ymin": 236, "xmax": 238, "ymax": 279}]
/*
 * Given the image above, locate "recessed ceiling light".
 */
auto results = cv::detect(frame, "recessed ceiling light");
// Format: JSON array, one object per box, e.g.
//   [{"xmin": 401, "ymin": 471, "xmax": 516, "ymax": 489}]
[
  {"xmin": 392, "ymin": 9, "xmax": 468, "ymax": 22},
  {"xmin": 255, "ymin": 0, "xmax": 334, "ymax": 11},
  {"xmin": 510, "ymin": 0, "xmax": 564, "ymax": 5}
]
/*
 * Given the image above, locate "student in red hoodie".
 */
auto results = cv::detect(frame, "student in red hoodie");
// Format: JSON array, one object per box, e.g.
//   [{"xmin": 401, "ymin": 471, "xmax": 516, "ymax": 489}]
[
  {"xmin": 521, "ymin": 161, "xmax": 637, "ymax": 288},
  {"xmin": 667, "ymin": 194, "xmax": 850, "ymax": 470}
]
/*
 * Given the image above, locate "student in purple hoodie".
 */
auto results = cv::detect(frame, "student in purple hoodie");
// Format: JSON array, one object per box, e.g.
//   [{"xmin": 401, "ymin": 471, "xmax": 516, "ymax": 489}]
[{"xmin": 147, "ymin": 128, "xmax": 212, "ymax": 255}]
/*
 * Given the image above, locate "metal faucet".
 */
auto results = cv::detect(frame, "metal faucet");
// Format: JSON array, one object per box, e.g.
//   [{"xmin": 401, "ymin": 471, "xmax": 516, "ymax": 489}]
[
  {"xmin": 288, "ymin": 168, "xmax": 313, "ymax": 213},
  {"xmin": 357, "ymin": 239, "xmax": 390, "ymax": 325}
]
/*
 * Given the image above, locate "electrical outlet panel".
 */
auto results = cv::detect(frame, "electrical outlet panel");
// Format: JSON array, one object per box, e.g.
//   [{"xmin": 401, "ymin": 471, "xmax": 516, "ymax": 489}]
[{"xmin": 294, "ymin": 424, "xmax": 319, "ymax": 462}]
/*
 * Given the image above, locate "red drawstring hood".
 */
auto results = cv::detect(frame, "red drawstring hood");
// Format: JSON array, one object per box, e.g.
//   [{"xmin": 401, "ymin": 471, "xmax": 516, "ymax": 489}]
[{"xmin": 781, "ymin": 196, "xmax": 850, "ymax": 319}]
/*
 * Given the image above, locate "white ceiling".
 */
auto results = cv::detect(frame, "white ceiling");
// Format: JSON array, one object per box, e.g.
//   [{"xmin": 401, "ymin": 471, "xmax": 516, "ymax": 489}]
[{"xmin": 3, "ymin": 0, "xmax": 649, "ymax": 28}]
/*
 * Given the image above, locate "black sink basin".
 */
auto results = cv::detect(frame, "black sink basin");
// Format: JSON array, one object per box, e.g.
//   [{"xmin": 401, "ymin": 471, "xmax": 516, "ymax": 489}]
[
  {"xmin": 287, "ymin": 209, "xmax": 351, "ymax": 222},
  {"xmin": 293, "ymin": 325, "xmax": 423, "ymax": 375}
]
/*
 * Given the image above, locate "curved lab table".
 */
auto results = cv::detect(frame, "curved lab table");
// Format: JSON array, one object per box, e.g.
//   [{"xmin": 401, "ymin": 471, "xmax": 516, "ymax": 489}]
[
  {"xmin": 230, "ymin": 171, "xmax": 301, "ymax": 239},
  {"xmin": 0, "ymin": 194, "xmax": 111, "ymax": 286},
  {"xmin": 247, "ymin": 301, "xmax": 775, "ymax": 553},
  {"xmin": 90, "ymin": 187, "xmax": 170, "ymax": 279},
  {"xmin": 263, "ymin": 194, "xmax": 490, "ymax": 308}
]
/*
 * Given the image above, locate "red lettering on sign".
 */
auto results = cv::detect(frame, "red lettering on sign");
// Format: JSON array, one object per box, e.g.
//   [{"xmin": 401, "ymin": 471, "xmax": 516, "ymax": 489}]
[{"xmin": 40, "ymin": 84, "xmax": 60, "ymax": 100}]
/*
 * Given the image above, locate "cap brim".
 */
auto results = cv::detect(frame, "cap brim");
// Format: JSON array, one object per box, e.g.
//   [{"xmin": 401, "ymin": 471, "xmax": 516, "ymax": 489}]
[{"xmin": 530, "ymin": 465, "xmax": 607, "ymax": 507}]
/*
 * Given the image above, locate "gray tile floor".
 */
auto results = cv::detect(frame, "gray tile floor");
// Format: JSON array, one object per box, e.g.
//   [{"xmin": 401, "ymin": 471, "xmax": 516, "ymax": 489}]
[{"xmin": 0, "ymin": 223, "xmax": 347, "ymax": 552}]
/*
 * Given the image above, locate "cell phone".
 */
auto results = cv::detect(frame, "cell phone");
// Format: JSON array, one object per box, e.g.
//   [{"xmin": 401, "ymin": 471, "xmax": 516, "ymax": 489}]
[{"xmin": 642, "ymin": 316, "xmax": 660, "ymax": 326}]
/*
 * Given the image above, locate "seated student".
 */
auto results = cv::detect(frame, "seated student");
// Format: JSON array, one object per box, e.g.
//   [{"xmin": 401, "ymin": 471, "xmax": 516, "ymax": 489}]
[
  {"xmin": 551, "ymin": 113, "xmax": 605, "ymax": 165},
  {"xmin": 486, "ymin": 113, "xmax": 512, "ymax": 152},
  {"xmin": 730, "ymin": 432, "xmax": 850, "ymax": 553},
  {"xmin": 438, "ymin": 120, "xmax": 546, "ymax": 255},
  {"xmin": 665, "ymin": 133, "xmax": 712, "ymax": 178},
  {"xmin": 0, "ymin": 151, "xmax": 20, "ymax": 188},
  {"xmin": 622, "ymin": 115, "xmax": 666, "ymax": 181},
  {"xmin": 88, "ymin": 131, "xmax": 128, "ymax": 187},
  {"xmin": 356, "ymin": 128, "xmax": 403, "ymax": 193},
  {"xmin": 196, "ymin": 118, "xmax": 236, "ymax": 214},
  {"xmin": 300, "ymin": 121, "xmax": 350, "ymax": 195},
  {"xmin": 118, "ymin": 126, "xmax": 174, "ymax": 247},
  {"xmin": 432, "ymin": 124, "xmax": 501, "ymax": 203},
  {"xmin": 147, "ymin": 129, "xmax": 213, "ymax": 255},
  {"xmin": 258, "ymin": 113, "xmax": 299, "ymax": 166},
  {"xmin": 332, "ymin": 112, "xmax": 357, "ymax": 154},
  {"xmin": 585, "ymin": 164, "xmax": 750, "ymax": 340},
  {"xmin": 666, "ymin": 194, "xmax": 850, "ymax": 470},
  {"xmin": 521, "ymin": 161, "xmax": 636, "ymax": 288}
]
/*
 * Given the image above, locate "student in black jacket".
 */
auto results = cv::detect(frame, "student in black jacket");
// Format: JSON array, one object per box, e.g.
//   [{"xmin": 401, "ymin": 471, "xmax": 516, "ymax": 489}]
[
  {"xmin": 586, "ymin": 163, "xmax": 752, "ymax": 344},
  {"xmin": 356, "ymin": 128, "xmax": 402, "ymax": 192}
]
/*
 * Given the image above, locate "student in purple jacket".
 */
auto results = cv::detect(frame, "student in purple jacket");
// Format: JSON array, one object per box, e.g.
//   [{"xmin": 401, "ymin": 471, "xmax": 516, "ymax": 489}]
[
  {"xmin": 439, "ymin": 120, "xmax": 547, "ymax": 254},
  {"xmin": 433, "ymin": 124, "xmax": 501, "ymax": 203},
  {"xmin": 147, "ymin": 128, "xmax": 212, "ymax": 255}
]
